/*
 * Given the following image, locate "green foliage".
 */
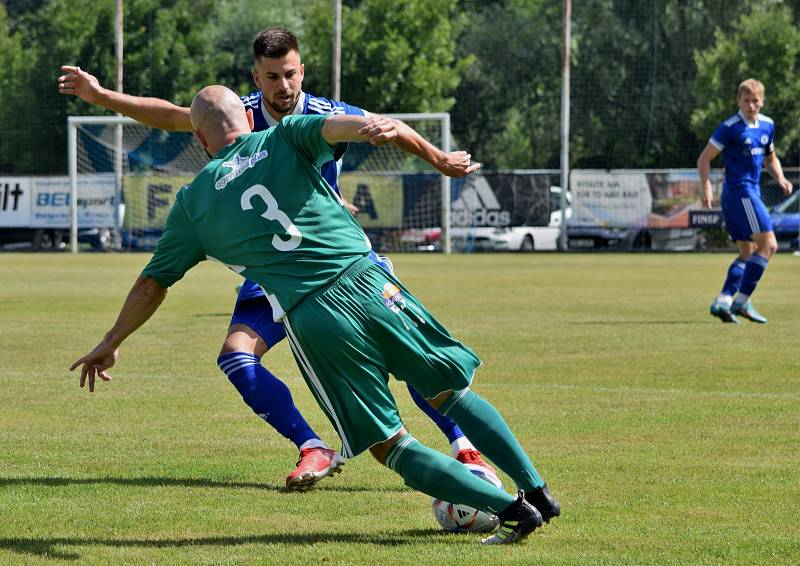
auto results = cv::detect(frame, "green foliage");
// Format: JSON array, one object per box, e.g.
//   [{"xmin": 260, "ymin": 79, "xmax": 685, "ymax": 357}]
[
  {"xmin": 452, "ymin": 0, "xmax": 561, "ymax": 169},
  {"xmin": 303, "ymin": 0, "xmax": 471, "ymax": 113},
  {"xmin": 2, "ymin": 0, "xmax": 800, "ymax": 174},
  {"xmin": 208, "ymin": 0, "xmax": 302, "ymax": 96},
  {"xmin": 692, "ymin": 4, "xmax": 800, "ymax": 160},
  {"xmin": 0, "ymin": 5, "xmax": 29, "ymax": 172}
]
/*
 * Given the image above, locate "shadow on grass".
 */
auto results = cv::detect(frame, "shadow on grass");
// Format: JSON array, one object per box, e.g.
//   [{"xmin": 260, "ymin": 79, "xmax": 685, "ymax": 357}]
[
  {"xmin": 0, "ymin": 476, "xmax": 409, "ymax": 494},
  {"xmin": 570, "ymin": 320, "xmax": 705, "ymax": 325},
  {"xmin": 0, "ymin": 529, "xmax": 449, "ymax": 560}
]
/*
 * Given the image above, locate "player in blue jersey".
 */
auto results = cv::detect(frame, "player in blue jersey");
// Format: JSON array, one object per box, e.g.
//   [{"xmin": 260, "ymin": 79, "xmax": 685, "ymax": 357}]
[
  {"xmin": 58, "ymin": 26, "xmax": 488, "ymax": 489},
  {"xmin": 697, "ymin": 79, "xmax": 793, "ymax": 324}
]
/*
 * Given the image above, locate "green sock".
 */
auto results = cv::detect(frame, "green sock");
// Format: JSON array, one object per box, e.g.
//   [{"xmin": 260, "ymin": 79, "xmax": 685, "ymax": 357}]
[
  {"xmin": 385, "ymin": 433, "xmax": 515, "ymax": 514},
  {"xmin": 440, "ymin": 389, "xmax": 545, "ymax": 491}
]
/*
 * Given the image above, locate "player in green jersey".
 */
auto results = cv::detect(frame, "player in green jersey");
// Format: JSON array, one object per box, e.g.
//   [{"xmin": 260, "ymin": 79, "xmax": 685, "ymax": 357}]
[{"xmin": 71, "ymin": 86, "xmax": 560, "ymax": 544}]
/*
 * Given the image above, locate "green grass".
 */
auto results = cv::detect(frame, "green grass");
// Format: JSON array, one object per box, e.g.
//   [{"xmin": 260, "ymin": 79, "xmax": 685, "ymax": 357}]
[{"xmin": 1, "ymin": 252, "xmax": 799, "ymax": 564}]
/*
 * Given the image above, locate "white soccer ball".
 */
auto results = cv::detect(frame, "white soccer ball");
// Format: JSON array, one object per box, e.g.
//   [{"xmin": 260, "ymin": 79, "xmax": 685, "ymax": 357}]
[{"xmin": 431, "ymin": 464, "xmax": 503, "ymax": 533}]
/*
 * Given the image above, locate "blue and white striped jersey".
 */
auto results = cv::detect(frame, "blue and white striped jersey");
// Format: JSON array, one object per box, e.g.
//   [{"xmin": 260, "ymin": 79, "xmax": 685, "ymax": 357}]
[{"xmin": 710, "ymin": 111, "xmax": 775, "ymax": 192}]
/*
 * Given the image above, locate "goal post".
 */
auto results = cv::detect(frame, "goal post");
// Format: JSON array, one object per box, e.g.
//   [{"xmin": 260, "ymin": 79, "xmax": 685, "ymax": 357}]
[
  {"xmin": 340, "ymin": 112, "xmax": 453, "ymax": 253},
  {"xmin": 67, "ymin": 112, "xmax": 454, "ymax": 253},
  {"xmin": 67, "ymin": 115, "xmax": 209, "ymax": 253}
]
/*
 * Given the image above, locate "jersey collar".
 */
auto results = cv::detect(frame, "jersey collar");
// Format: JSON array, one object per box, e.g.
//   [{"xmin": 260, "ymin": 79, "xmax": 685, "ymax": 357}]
[
  {"xmin": 738, "ymin": 110, "xmax": 759, "ymax": 128},
  {"xmin": 260, "ymin": 92, "xmax": 307, "ymax": 128}
]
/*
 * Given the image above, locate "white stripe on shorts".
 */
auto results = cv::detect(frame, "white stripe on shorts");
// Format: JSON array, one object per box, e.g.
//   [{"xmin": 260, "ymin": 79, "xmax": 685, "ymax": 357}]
[
  {"xmin": 741, "ymin": 197, "xmax": 761, "ymax": 235},
  {"xmin": 284, "ymin": 317, "xmax": 353, "ymax": 458}
]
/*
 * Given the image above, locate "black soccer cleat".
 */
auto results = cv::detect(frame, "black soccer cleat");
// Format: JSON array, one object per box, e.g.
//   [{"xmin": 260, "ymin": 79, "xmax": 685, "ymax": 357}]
[
  {"xmin": 524, "ymin": 484, "xmax": 561, "ymax": 523},
  {"xmin": 480, "ymin": 491, "xmax": 543, "ymax": 545}
]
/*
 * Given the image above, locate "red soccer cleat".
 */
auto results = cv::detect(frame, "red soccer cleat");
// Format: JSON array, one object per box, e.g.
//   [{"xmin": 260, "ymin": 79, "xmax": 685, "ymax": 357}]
[
  {"xmin": 285, "ymin": 447, "xmax": 345, "ymax": 491},
  {"xmin": 455, "ymin": 448, "xmax": 495, "ymax": 474}
]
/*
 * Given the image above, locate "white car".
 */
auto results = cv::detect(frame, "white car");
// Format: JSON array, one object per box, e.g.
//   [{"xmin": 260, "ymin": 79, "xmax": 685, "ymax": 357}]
[{"xmin": 451, "ymin": 187, "xmax": 571, "ymax": 252}]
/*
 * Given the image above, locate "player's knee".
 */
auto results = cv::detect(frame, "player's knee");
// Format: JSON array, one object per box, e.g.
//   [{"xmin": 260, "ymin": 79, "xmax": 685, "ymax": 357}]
[{"xmin": 219, "ymin": 325, "xmax": 267, "ymax": 358}]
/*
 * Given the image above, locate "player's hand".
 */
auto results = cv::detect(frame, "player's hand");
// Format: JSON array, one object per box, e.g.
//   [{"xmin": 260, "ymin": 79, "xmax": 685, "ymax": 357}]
[
  {"xmin": 344, "ymin": 200, "xmax": 359, "ymax": 215},
  {"xmin": 69, "ymin": 340, "xmax": 118, "ymax": 393},
  {"xmin": 700, "ymin": 182, "xmax": 714, "ymax": 209},
  {"xmin": 358, "ymin": 116, "xmax": 398, "ymax": 146},
  {"xmin": 435, "ymin": 151, "xmax": 481, "ymax": 178},
  {"xmin": 779, "ymin": 177, "xmax": 793, "ymax": 196},
  {"xmin": 58, "ymin": 65, "xmax": 103, "ymax": 103}
]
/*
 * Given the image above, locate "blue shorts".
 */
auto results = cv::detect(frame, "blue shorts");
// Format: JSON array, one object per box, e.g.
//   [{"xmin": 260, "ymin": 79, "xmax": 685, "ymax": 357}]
[
  {"xmin": 721, "ymin": 184, "xmax": 773, "ymax": 242},
  {"xmin": 229, "ymin": 250, "xmax": 395, "ymax": 347}
]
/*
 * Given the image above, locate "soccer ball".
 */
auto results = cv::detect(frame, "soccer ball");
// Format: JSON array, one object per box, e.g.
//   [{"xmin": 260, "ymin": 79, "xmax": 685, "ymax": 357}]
[{"xmin": 431, "ymin": 464, "xmax": 503, "ymax": 533}]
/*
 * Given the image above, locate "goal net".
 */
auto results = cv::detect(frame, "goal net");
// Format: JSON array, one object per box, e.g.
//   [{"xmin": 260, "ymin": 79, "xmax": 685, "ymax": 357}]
[{"xmin": 68, "ymin": 113, "xmax": 454, "ymax": 253}]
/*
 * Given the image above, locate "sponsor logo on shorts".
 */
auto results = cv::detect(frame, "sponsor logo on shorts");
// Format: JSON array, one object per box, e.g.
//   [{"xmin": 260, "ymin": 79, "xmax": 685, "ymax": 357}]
[{"xmin": 381, "ymin": 282, "xmax": 406, "ymax": 313}]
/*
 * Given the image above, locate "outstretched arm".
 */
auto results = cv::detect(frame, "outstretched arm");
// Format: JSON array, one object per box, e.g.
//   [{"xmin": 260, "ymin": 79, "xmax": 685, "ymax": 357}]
[
  {"xmin": 764, "ymin": 152, "xmax": 793, "ymax": 196},
  {"xmin": 69, "ymin": 276, "xmax": 168, "ymax": 392},
  {"xmin": 322, "ymin": 114, "xmax": 480, "ymax": 178},
  {"xmin": 58, "ymin": 66, "xmax": 192, "ymax": 132},
  {"xmin": 392, "ymin": 119, "xmax": 480, "ymax": 177}
]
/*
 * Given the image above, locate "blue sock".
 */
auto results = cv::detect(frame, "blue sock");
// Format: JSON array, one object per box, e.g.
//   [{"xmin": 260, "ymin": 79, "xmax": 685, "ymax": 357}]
[
  {"xmin": 406, "ymin": 383, "xmax": 465, "ymax": 444},
  {"xmin": 217, "ymin": 352, "xmax": 319, "ymax": 449},
  {"xmin": 737, "ymin": 254, "xmax": 769, "ymax": 298},
  {"xmin": 720, "ymin": 259, "xmax": 746, "ymax": 297}
]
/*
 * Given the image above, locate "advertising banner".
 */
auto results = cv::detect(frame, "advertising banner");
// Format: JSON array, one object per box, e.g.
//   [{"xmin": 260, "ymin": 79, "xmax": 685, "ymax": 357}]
[
  {"xmin": 0, "ymin": 177, "xmax": 32, "ymax": 227},
  {"xmin": 452, "ymin": 173, "xmax": 553, "ymax": 228},
  {"xmin": 30, "ymin": 175, "xmax": 118, "ymax": 228},
  {"xmin": 339, "ymin": 172, "xmax": 404, "ymax": 228},
  {"xmin": 570, "ymin": 171, "xmax": 652, "ymax": 228},
  {"xmin": 122, "ymin": 174, "xmax": 192, "ymax": 229}
]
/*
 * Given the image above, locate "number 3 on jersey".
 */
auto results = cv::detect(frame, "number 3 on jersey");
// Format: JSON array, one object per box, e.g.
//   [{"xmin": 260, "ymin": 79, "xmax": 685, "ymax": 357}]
[{"xmin": 240, "ymin": 184, "xmax": 302, "ymax": 251}]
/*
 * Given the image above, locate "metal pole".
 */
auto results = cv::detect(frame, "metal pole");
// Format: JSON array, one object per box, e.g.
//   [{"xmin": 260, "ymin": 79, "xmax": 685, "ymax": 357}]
[
  {"xmin": 558, "ymin": 0, "xmax": 571, "ymax": 250},
  {"xmin": 114, "ymin": 0, "xmax": 124, "ymax": 246},
  {"xmin": 332, "ymin": 0, "xmax": 342, "ymax": 100},
  {"xmin": 441, "ymin": 113, "xmax": 452, "ymax": 254},
  {"xmin": 68, "ymin": 118, "xmax": 78, "ymax": 253}
]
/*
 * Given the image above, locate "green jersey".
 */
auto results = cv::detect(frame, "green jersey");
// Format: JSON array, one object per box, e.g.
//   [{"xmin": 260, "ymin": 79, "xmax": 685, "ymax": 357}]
[{"xmin": 141, "ymin": 114, "xmax": 371, "ymax": 319}]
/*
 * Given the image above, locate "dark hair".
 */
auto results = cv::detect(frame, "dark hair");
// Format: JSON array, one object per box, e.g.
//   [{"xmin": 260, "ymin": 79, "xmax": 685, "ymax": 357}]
[{"xmin": 252, "ymin": 26, "xmax": 300, "ymax": 61}]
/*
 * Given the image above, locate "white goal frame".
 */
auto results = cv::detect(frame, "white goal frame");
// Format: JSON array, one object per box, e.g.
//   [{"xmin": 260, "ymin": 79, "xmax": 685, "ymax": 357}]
[{"xmin": 68, "ymin": 112, "xmax": 453, "ymax": 253}]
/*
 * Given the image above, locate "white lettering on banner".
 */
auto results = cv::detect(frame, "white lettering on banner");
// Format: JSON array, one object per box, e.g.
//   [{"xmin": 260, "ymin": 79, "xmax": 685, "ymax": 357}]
[
  {"xmin": 569, "ymin": 171, "xmax": 653, "ymax": 228},
  {"xmin": 451, "ymin": 175, "xmax": 512, "ymax": 227}
]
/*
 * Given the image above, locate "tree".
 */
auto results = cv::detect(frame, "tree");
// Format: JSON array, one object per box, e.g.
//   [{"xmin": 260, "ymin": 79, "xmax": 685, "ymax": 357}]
[
  {"xmin": 0, "ymin": 0, "xmax": 227, "ymax": 174},
  {"xmin": 301, "ymin": 0, "xmax": 471, "ymax": 113},
  {"xmin": 208, "ymin": 0, "xmax": 302, "ymax": 96},
  {"xmin": 692, "ymin": 4, "xmax": 800, "ymax": 164}
]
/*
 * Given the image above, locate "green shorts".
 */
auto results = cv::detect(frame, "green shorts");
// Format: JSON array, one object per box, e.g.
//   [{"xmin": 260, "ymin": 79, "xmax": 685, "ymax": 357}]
[{"xmin": 284, "ymin": 257, "xmax": 480, "ymax": 458}]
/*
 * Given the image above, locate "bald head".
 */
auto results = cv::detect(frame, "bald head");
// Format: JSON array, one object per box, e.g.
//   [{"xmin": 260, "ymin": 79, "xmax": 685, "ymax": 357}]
[{"xmin": 190, "ymin": 85, "xmax": 252, "ymax": 155}]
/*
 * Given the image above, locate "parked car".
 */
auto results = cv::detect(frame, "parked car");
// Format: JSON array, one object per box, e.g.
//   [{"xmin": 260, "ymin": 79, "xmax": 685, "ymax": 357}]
[
  {"xmin": 771, "ymin": 190, "xmax": 800, "ymax": 252},
  {"xmin": 451, "ymin": 186, "xmax": 571, "ymax": 252}
]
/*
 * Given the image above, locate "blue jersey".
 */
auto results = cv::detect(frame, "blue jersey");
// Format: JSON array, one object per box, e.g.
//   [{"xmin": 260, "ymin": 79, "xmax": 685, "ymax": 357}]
[
  {"xmin": 237, "ymin": 91, "xmax": 365, "ymax": 301},
  {"xmin": 710, "ymin": 111, "xmax": 775, "ymax": 192}
]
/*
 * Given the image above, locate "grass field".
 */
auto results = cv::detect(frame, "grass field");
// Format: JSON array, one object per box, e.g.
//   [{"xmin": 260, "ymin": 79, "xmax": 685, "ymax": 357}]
[{"xmin": 1, "ymin": 252, "xmax": 799, "ymax": 564}]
